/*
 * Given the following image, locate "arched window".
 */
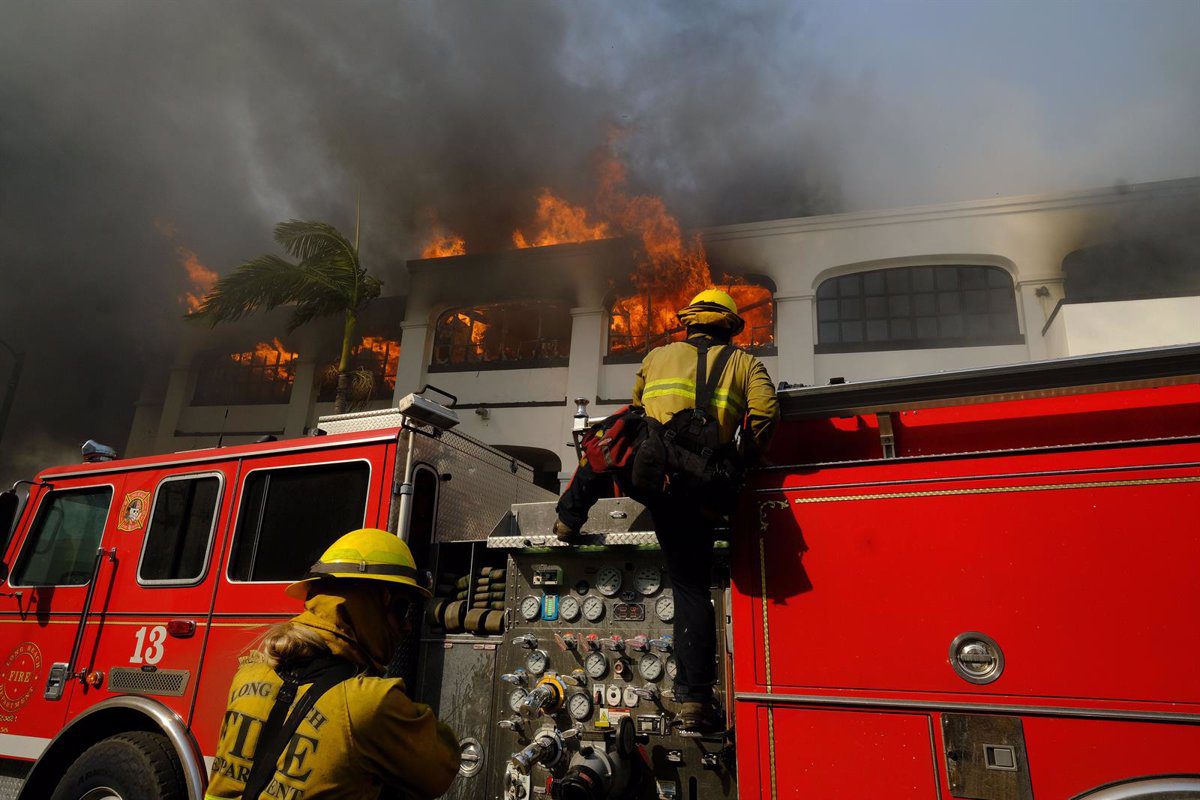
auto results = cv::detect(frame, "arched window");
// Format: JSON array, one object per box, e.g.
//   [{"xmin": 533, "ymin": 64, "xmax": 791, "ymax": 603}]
[
  {"xmin": 607, "ymin": 280, "xmax": 775, "ymax": 360},
  {"xmin": 815, "ymin": 265, "xmax": 1021, "ymax": 352},
  {"xmin": 431, "ymin": 300, "xmax": 571, "ymax": 370},
  {"xmin": 191, "ymin": 338, "xmax": 298, "ymax": 406}
]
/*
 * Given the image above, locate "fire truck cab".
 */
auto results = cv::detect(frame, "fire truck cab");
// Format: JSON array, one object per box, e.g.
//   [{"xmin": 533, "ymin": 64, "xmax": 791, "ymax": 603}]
[{"xmin": 0, "ymin": 396, "xmax": 552, "ymax": 799}]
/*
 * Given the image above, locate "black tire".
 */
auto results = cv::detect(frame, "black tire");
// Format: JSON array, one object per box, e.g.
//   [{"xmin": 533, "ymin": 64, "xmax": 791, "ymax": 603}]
[{"xmin": 50, "ymin": 730, "xmax": 185, "ymax": 800}]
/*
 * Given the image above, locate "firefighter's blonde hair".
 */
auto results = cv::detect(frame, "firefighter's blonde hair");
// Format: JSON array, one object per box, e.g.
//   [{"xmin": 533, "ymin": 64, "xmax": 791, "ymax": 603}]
[{"xmin": 244, "ymin": 621, "xmax": 330, "ymax": 669}]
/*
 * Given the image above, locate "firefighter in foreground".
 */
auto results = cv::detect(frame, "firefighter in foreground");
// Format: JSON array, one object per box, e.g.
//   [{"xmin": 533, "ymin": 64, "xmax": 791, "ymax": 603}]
[
  {"xmin": 555, "ymin": 289, "xmax": 779, "ymax": 732},
  {"xmin": 207, "ymin": 528, "xmax": 460, "ymax": 800}
]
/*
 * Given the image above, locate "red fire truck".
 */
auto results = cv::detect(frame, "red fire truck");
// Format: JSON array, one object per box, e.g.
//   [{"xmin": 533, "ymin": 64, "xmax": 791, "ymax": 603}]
[{"xmin": 0, "ymin": 346, "xmax": 1195, "ymax": 800}]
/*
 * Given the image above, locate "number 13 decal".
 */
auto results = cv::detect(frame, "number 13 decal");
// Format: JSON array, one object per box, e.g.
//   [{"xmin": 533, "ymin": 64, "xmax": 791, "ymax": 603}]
[{"xmin": 130, "ymin": 625, "xmax": 167, "ymax": 665}]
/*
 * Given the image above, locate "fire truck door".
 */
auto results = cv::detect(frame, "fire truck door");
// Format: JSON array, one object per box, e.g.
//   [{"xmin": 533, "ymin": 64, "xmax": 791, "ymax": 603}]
[
  {"xmin": 190, "ymin": 441, "xmax": 393, "ymax": 755},
  {"xmin": 0, "ymin": 474, "xmax": 128, "ymax": 754}
]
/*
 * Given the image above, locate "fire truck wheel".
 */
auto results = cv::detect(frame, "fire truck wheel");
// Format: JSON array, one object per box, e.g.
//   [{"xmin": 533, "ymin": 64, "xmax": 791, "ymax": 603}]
[{"xmin": 50, "ymin": 731, "xmax": 185, "ymax": 800}]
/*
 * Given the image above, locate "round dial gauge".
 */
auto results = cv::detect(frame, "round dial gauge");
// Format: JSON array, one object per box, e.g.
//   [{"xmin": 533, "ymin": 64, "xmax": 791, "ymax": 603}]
[
  {"xmin": 634, "ymin": 567, "xmax": 662, "ymax": 596},
  {"xmin": 525, "ymin": 650, "xmax": 548, "ymax": 675},
  {"xmin": 665, "ymin": 656, "xmax": 678, "ymax": 681},
  {"xmin": 508, "ymin": 688, "xmax": 528, "ymax": 712},
  {"xmin": 639, "ymin": 653, "xmax": 663, "ymax": 681},
  {"xmin": 582, "ymin": 595, "xmax": 605, "ymax": 623},
  {"xmin": 520, "ymin": 595, "xmax": 541, "ymax": 621},
  {"xmin": 584, "ymin": 651, "xmax": 609, "ymax": 679},
  {"xmin": 655, "ymin": 595, "xmax": 675, "ymax": 623},
  {"xmin": 567, "ymin": 692, "xmax": 593, "ymax": 721},
  {"xmin": 595, "ymin": 566, "xmax": 623, "ymax": 597},
  {"xmin": 559, "ymin": 595, "xmax": 581, "ymax": 622}
]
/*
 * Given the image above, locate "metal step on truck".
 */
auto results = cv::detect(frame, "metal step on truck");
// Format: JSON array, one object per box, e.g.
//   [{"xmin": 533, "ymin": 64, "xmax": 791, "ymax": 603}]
[{"xmin": 0, "ymin": 346, "xmax": 1197, "ymax": 799}]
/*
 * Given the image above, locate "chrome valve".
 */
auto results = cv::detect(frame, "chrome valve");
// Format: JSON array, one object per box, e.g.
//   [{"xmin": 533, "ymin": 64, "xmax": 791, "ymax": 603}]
[
  {"xmin": 555, "ymin": 633, "xmax": 578, "ymax": 651},
  {"xmin": 603, "ymin": 635, "xmax": 625, "ymax": 652},
  {"xmin": 512, "ymin": 634, "xmax": 538, "ymax": 649},
  {"xmin": 520, "ymin": 682, "xmax": 563, "ymax": 717},
  {"xmin": 560, "ymin": 669, "xmax": 587, "ymax": 687},
  {"xmin": 501, "ymin": 669, "xmax": 528, "ymax": 686},
  {"xmin": 633, "ymin": 686, "xmax": 659, "ymax": 701},
  {"xmin": 584, "ymin": 634, "xmax": 602, "ymax": 651},
  {"xmin": 627, "ymin": 635, "xmax": 649, "ymax": 652},
  {"xmin": 649, "ymin": 636, "xmax": 673, "ymax": 652}
]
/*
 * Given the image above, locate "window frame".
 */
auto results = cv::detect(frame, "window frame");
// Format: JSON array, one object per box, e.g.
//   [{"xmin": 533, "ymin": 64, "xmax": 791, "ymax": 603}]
[
  {"xmin": 603, "ymin": 284, "xmax": 778, "ymax": 364},
  {"xmin": 136, "ymin": 471, "xmax": 225, "ymax": 588},
  {"xmin": 813, "ymin": 265, "xmax": 1024, "ymax": 354},
  {"xmin": 223, "ymin": 458, "xmax": 372, "ymax": 586},
  {"xmin": 9, "ymin": 483, "xmax": 116, "ymax": 589},
  {"xmin": 316, "ymin": 333, "xmax": 403, "ymax": 403},
  {"xmin": 189, "ymin": 342, "xmax": 299, "ymax": 407},
  {"xmin": 429, "ymin": 300, "xmax": 572, "ymax": 372}
]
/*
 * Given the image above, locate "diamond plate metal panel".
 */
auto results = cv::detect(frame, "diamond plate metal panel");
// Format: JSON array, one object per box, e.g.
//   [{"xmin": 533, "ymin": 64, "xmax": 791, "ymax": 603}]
[
  {"xmin": 317, "ymin": 407, "xmax": 409, "ymax": 434},
  {"xmin": 405, "ymin": 431, "xmax": 555, "ymax": 543},
  {"xmin": 0, "ymin": 775, "xmax": 23, "ymax": 800}
]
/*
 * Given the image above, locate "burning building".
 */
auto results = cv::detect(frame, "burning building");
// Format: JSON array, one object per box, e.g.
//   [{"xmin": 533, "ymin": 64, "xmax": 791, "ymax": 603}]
[{"xmin": 127, "ymin": 176, "xmax": 1200, "ymax": 489}]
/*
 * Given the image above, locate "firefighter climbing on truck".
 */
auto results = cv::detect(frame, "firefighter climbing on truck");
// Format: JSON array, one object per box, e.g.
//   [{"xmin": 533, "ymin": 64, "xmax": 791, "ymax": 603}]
[
  {"xmin": 554, "ymin": 288, "xmax": 779, "ymax": 733},
  {"xmin": 205, "ymin": 528, "xmax": 459, "ymax": 800}
]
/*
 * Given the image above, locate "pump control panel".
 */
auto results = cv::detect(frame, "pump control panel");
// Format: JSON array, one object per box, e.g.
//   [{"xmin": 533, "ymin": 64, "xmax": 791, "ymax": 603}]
[{"xmin": 489, "ymin": 548, "xmax": 734, "ymax": 800}]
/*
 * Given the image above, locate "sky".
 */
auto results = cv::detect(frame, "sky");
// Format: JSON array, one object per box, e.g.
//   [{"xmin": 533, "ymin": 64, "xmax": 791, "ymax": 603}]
[{"xmin": 0, "ymin": 0, "xmax": 1197, "ymax": 482}]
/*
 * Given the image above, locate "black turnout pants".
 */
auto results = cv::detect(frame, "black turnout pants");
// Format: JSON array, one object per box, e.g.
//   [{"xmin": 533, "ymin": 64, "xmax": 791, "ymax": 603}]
[{"xmin": 557, "ymin": 460, "xmax": 718, "ymax": 704}]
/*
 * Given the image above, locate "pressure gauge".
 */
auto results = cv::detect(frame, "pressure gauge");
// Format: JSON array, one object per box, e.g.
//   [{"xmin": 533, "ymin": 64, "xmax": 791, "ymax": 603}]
[
  {"xmin": 567, "ymin": 692, "xmax": 594, "ymax": 721},
  {"xmin": 525, "ymin": 650, "xmax": 549, "ymax": 675},
  {"xmin": 655, "ymin": 595, "xmax": 675, "ymax": 623},
  {"xmin": 596, "ymin": 566, "xmax": 623, "ymax": 597},
  {"xmin": 634, "ymin": 566, "xmax": 662, "ymax": 596},
  {"xmin": 582, "ymin": 595, "xmax": 605, "ymax": 623},
  {"xmin": 639, "ymin": 653, "xmax": 663, "ymax": 682},
  {"xmin": 520, "ymin": 595, "xmax": 542, "ymax": 621},
  {"xmin": 559, "ymin": 595, "xmax": 581, "ymax": 623},
  {"xmin": 665, "ymin": 656, "xmax": 678, "ymax": 681},
  {"xmin": 508, "ymin": 688, "xmax": 528, "ymax": 712},
  {"xmin": 585, "ymin": 651, "xmax": 609, "ymax": 679}
]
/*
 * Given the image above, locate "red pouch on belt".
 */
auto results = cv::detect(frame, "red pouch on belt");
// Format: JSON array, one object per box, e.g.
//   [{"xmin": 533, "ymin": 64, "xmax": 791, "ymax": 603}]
[{"xmin": 580, "ymin": 405, "xmax": 647, "ymax": 473}]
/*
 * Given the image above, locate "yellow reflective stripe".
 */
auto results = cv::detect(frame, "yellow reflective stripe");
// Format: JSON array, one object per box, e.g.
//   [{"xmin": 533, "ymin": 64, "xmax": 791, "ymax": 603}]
[
  {"xmin": 643, "ymin": 378, "xmax": 697, "ymax": 391},
  {"xmin": 643, "ymin": 388, "xmax": 697, "ymax": 402},
  {"xmin": 643, "ymin": 390, "xmax": 746, "ymax": 414}
]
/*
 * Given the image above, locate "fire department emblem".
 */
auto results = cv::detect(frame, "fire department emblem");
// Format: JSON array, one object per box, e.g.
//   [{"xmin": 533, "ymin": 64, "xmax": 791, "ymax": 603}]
[
  {"xmin": 0, "ymin": 642, "xmax": 42, "ymax": 714},
  {"xmin": 117, "ymin": 490, "xmax": 151, "ymax": 532}
]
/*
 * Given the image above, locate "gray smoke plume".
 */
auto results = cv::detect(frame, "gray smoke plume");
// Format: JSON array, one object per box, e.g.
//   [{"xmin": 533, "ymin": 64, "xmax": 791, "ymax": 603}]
[{"xmin": 0, "ymin": 0, "xmax": 1196, "ymax": 483}]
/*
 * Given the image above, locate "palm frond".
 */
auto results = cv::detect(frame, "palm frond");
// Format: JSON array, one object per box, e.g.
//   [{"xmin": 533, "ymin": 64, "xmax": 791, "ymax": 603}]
[
  {"xmin": 287, "ymin": 293, "xmax": 352, "ymax": 332},
  {"xmin": 275, "ymin": 220, "xmax": 359, "ymax": 272},
  {"xmin": 185, "ymin": 255, "xmax": 301, "ymax": 325}
]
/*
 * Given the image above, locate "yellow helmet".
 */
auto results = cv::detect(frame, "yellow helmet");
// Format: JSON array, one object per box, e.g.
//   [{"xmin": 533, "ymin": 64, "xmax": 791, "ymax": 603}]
[
  {"xmin": 687, "ymin": 289, "xmax": 739, "ymax": 315},
  {"xmin": 286, "ymin": 528, "xmax": 430, "ymax": 600}
]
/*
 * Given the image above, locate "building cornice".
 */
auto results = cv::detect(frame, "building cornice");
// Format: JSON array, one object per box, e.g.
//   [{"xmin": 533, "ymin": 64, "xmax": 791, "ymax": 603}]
[{"xmin": 701, "ymin": 177, "xmax": 1200, "ymax": 242}]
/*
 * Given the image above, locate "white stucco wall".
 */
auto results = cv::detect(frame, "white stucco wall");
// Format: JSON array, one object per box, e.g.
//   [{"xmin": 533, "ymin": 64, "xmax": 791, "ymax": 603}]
[
  {"xmin": 1043, "ymin": 297, "xmax": 1200, "ymax": 357},
  {"xmin": 132, "ymin": 177, "xmax": 1200, "ymax": 472}
]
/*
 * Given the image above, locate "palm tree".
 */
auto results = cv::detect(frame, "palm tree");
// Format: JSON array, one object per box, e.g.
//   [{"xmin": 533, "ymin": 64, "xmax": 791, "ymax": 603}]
[{"xmin": 187, "ymin": 219, "xmax": 382, "ymax": 414}]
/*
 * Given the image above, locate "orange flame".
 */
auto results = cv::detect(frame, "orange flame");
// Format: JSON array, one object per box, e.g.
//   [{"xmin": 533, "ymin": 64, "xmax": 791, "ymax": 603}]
[
  {"xmin": 421, "ymin": 226, "xmax": 466, "ymax": 258},
  {"xmin": 156, "ymin": 218, "xmax": 218, "ymax": 312},
  {"xmin": 420, "ymin": 142, "xmax": 774, "ymax": 354},
  {"xmin": 357, "ymin": 335, "xmax": 401, "ymax": 391},
  {"xmin": 231, "ymin": 338, "xmax": 298, "ymax": 384},
  {"xmin": 512, "ymin": 189, "xmax": 612, "ymax": 248}
]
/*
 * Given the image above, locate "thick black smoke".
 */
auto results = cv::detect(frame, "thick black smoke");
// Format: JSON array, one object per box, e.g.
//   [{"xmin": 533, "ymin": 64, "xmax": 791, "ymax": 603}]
[
  {"xmin": 0, "ymin": 1, "xmax": 836, "ymax": 482},
  {"xmin": 0, "ymin": 1, "xmax": 1195, "ymax": 483}
]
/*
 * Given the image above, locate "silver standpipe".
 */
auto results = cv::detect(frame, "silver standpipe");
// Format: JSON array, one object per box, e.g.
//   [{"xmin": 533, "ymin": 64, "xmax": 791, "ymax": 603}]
[
  {"xmin": 509, "ymin": 727, "xmax": 565, "ymax": 774},
  {"xmin": 573, "ymin": 397, "xmax": 590, "ymax": 430},
  {"xmin": 395, "ymin": 426, "xmax": 417, "ymax": 540}
]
